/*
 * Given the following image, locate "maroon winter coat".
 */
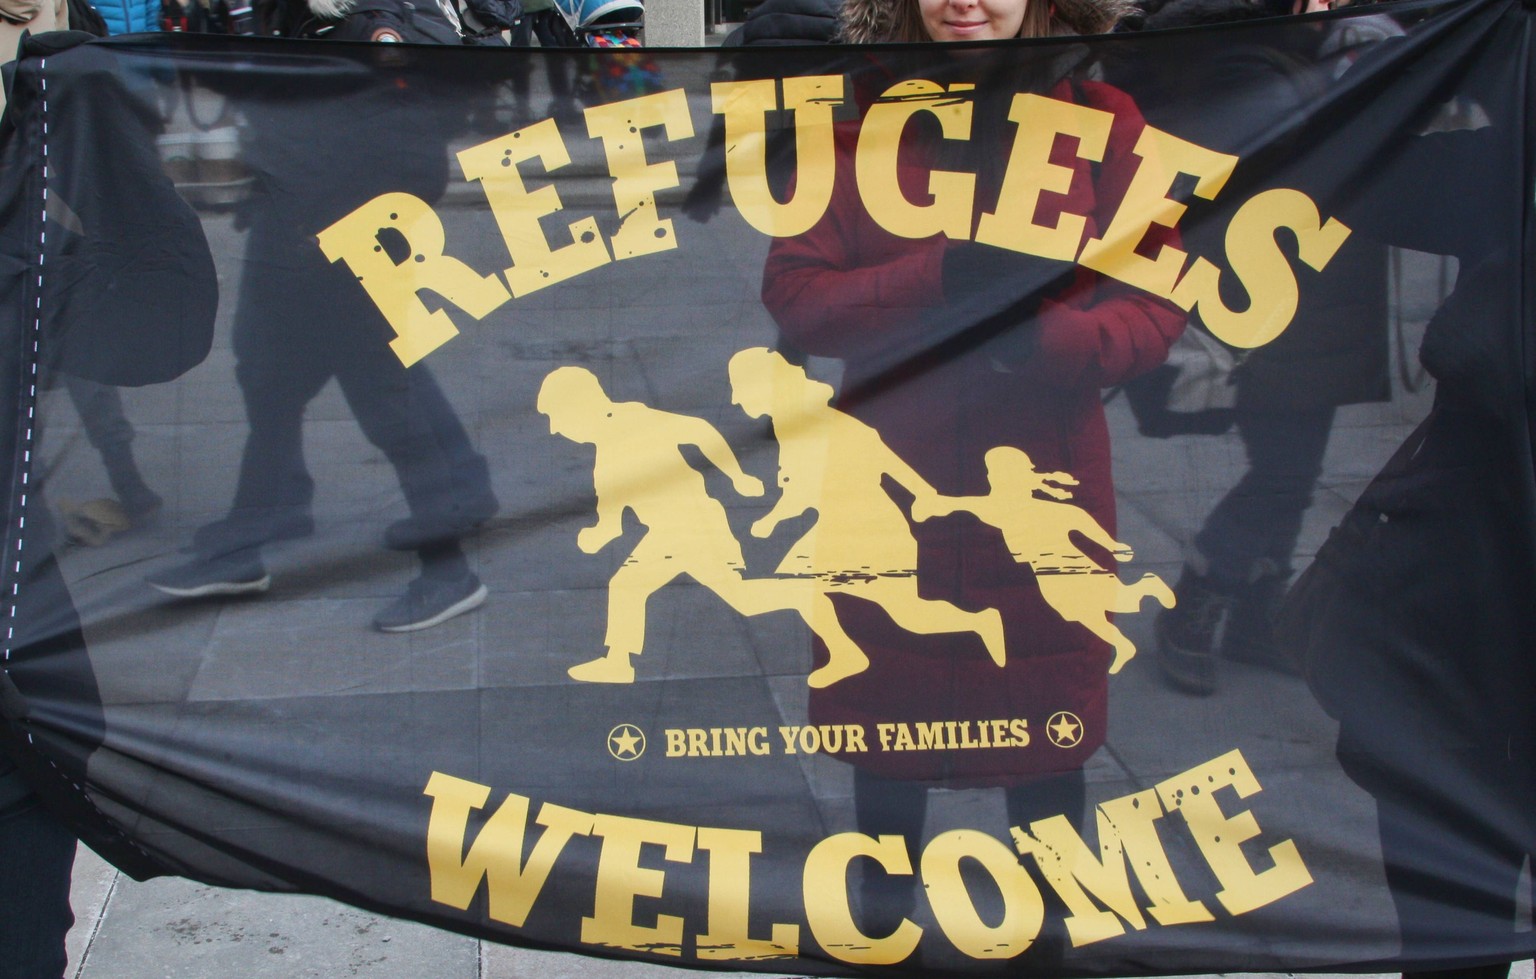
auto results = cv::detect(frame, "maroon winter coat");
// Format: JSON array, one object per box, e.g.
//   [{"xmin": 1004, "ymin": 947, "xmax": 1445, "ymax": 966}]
[{"xmin": 762, "ymin": 75, "xmax": 1184, "ymax": 786}]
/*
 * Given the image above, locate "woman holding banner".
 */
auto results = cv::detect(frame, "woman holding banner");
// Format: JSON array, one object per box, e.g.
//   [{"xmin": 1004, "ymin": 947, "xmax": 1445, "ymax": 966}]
[{"xmin": 760, "ymin": 0, "xmax": 1183, "ymax": 958}]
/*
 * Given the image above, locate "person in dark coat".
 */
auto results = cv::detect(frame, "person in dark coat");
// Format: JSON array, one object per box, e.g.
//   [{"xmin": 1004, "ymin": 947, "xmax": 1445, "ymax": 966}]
[
  {"xmin": 1136, "ymin": 0, "xmax": 1396, "ymax": 695},
  {"xmin": 146, "ymin": 2, "xmax": 498, "ymax": 632},
  {"xmin": 723, "ymin": 0, "xmax": 840, "ymax": 45},
  {"xmin": 1, "ymin": 31, "xmax": 217, "ymax": 976},
  {"xmin": 1289, "ymin": 102, "xmax": 1536, "ymax": 979}
]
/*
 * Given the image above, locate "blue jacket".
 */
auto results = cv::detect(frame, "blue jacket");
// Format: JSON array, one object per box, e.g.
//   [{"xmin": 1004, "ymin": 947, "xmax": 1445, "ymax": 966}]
[{"xmin": 93, "ymin": 0, "xmax": 161, "ymax": 34}]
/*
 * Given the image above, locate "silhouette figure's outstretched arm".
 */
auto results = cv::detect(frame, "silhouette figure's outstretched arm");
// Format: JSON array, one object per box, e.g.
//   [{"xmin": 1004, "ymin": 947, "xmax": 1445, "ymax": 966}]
[
  {"xmin": 578, "ymin": 480, "xmax": 628, "ymax": 554},
  {"xmin": 751, "ymin": 462, "xmax": 820, "ymax": 538},
  {"xmin": 880, "ymin": 444, "xmax": 942, "ymax": 516},
  {"xmin": 676, "ymin": 416, "xmax": 765, "ymax": 499},
  {"xmin": 1064, "ymin": 507, "xmax": 1133, "ymax": 562}
]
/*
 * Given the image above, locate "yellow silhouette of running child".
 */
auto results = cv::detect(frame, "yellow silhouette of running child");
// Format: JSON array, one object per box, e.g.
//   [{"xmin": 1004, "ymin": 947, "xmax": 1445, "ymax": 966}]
[
  {"xmin": 728, "ymin": 348, "xmax": 1006, "ymax": 688},
  {"xmin": 538, "ymin": 365, "xmax": 866, "ymax": 685},
  {"xmin": 913, "ymin": 446, "xmax": 1175, "ymax": 675}
]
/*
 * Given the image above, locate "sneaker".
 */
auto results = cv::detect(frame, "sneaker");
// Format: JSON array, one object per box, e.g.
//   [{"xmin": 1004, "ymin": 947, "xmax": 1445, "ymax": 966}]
[
  {"xmin": 1154, "ymin": 569, "xmax": 1230, "ymax": 696},
  {"xmin": 373, "ymin": 574, "xmax": 487, "ymax": 632},
  {"xmin": 148, "ymin": 554, "xmax": 270, "ymax": 598}
]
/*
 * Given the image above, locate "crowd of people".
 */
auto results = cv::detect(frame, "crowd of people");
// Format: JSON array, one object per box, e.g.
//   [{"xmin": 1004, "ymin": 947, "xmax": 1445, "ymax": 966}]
[{"xmin": 0, "ymin": 0, "xmax": 570, "ymax": 48}]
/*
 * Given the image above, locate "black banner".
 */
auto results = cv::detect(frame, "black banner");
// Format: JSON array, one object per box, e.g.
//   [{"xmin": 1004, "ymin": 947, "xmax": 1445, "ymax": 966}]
[{"xmin": 1, "ymin": 2, "xmax": 1534, "ymax": 973}]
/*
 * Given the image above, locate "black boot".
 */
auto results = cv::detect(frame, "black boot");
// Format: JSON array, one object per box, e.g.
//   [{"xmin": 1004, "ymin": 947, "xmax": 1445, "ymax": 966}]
[
  {"xmin": 1223, "ymin": 562, "xmax": 1299, "ymax": 674},
  {"xmin": 1154, "ymin": 567, "xmax": 1230, "ymax": 696}
]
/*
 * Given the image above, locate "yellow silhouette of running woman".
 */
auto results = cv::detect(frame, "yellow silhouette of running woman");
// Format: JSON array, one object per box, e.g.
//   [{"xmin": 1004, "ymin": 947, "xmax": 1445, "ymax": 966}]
[
  {"xmin": 914, "ymin": 446, "xmax": 1175, "ymax": 675},
  {"xmin": 728, "ymin": 348, "xmax": 1006, "ymax": 688},
  {"xmin": 538, "ymin": 366, "xmax": 865, "ymax": 685}
]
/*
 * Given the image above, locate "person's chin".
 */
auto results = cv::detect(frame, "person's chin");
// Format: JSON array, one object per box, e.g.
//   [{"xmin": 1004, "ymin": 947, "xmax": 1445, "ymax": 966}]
[{"xmin": 939, "ymin": 22, "xmax": 997, "ymax": 40}]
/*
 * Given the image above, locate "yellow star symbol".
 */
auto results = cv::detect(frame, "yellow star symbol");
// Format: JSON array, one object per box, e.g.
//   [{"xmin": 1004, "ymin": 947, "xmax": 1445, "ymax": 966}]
[
  {"xmin": 1047, "ymin": 711, "xmax": 1083, "ymax": 748},
  {"xmin": 608, "ymin": 724, "xmax": 646, "ymax": 761}
]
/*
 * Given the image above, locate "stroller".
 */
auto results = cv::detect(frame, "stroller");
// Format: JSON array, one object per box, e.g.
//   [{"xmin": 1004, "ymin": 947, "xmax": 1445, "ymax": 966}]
[
  {"xmin": 550, "ymin": 0, "xmax": 660, "ymax": 102},
  {"xmin": 552, "ymin": 0, "xmax": 644, "ymax": 46}
]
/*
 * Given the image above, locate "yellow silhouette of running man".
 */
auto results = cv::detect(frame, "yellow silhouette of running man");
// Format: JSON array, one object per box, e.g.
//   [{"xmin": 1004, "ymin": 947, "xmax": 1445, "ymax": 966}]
[
  {"xmin": 728, "ymin": 348, "xmax": 1006, "ymax": 687},
  {"xmin": 538, "ymin": 366, "xmax": 865, "ymax": 685},
  {"xmin": 913, "ymin": 446, "xmax": 1175, "ymax": 675}
]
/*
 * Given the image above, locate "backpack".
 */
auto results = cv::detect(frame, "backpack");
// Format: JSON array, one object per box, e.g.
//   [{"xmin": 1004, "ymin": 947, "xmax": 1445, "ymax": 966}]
[
  {"xmin": 290, "ymin": 0, "xmax": 462, "ymax": 42},
  {"xmin": 288, "ymin": 0, "xmax": 510, "ymax": 43},
  {"xmin": 68, "ymin": 0, "xmax": 109, "ymax": 36},
  {"xmin": 458, "ymin": 0, "xmax": 516, "ymax": 41}
]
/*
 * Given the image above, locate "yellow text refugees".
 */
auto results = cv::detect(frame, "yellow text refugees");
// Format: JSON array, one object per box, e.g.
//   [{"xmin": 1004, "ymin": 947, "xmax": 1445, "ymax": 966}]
[{"xmin": 318, "ymin": 81, "xmax": 1350, "ymax": 367}]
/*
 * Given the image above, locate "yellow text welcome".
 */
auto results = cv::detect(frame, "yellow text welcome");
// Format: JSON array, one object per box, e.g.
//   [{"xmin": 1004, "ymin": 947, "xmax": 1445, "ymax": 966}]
[{"xmin": 422, "ymin": 748, "xmax": 1311, "ymax": 965}]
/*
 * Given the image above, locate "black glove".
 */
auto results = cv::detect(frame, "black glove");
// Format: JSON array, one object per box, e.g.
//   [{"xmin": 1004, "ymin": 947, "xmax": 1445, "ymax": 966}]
[{"xmin": 938, "ymin": 241, "xmax": 1076, "ymax": 368}]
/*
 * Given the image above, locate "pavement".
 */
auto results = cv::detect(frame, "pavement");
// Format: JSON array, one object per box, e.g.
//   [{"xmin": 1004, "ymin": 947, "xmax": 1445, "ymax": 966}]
[{"xmin": 29, "ymin": 56, "xmax": 1527, "ymax": 979}]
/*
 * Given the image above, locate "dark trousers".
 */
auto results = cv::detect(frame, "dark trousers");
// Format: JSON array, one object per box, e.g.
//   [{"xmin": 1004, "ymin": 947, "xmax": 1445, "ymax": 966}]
[
  {"xmin": 211, "ymin": 346, "xmax": 484, "ymax": 550},
  {"xmin": 196, "ymin": 222, "xmax": 494, "ymax": 576},
  {"xmin": 1377, "ymin": 791, "xmax": 1530, "ymax": 972},
  {"xmin": 1195, "ymin": 407, "xmax": 1335, "ymax": 586},
  {"xmin": 509, "ymin": 9, "xmax": 575, "ymax": 105},
  {"xmin": 0, "ymin": 796, "xmax": 76, "ymax": 979},
  {"xmin": 1338, "ymin": 726, "xmax": 1533, "ymax": 977}
]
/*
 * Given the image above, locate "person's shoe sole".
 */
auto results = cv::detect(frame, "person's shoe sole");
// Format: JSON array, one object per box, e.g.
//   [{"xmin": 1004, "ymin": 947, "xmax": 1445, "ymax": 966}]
[
  {"xmin": 376, "ymin": 583, "xmax": 488, "ymax": 633},
  {"xmin": 149, "ymin": 575, "xmax": 271, "ymax": 598},
  {"xmin": 567, "ymin": 655, "xmax": 635, "ymax": 684},
  {"xmin": 1154, "ymin": 614, "xmax": 1219, "ymax": 696}
]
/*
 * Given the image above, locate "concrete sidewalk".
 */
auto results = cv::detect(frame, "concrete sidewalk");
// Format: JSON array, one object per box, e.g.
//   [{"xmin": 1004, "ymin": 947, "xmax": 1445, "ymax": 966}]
[{"xmin": 64, "ymin": 843, "xmax": 735, "ymax": 979}]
